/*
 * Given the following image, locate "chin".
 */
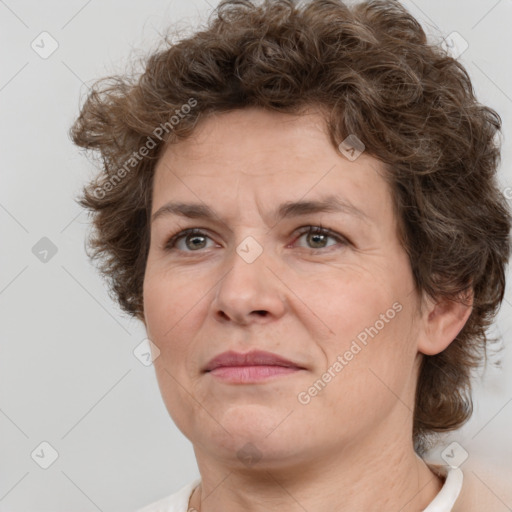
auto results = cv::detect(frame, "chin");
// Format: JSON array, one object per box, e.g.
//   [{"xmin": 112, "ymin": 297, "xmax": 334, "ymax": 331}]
[
  {"xmin": 200, "ymin": 434, "xmax": 306, "ymax": 472},
  {"xmin": 198, "ymin": 405, "xmax": 297, "ymax": 447}
]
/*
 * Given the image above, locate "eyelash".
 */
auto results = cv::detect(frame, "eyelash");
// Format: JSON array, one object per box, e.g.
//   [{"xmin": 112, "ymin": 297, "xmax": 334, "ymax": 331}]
[{"xmin": 163, "ymin": 225, "xmax": 349, "ymax": 252}]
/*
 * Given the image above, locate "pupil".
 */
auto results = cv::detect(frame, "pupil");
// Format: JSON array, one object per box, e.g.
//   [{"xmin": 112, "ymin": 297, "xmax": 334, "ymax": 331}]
[
  {"xmin": 188, "ymin": 235, "xmax": 206, "ymax": 249},
  {"xmin": 309, "ymin": 233, "xmax": 326, "ymax": 248}
]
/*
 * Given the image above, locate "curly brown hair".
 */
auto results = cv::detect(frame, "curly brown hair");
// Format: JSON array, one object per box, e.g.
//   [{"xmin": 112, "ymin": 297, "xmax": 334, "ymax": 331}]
[{"xmin": 70, "ymin": 0, "xmax": 511, "ymax": 454}]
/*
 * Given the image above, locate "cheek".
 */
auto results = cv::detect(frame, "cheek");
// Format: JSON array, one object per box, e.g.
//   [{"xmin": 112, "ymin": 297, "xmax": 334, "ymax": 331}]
[
  {"xmin": 142, "ymin": 267, "xmax": 203, "ymax": 352},
  {"xmin": 301, "ymin": 299, "xmax": 417, "ymax": 435},
  {"xmin": 299, "ymin": 262, "xmax": 417, "ymax": 382},
  {"xmin": 143, "ymin": 270, "xmax": 208, "ymax": 425},
  {"xmin": 144, "ymin": 253, "xmax": 203, "ymax": 313},
  {"xmin": 294, "ymin": 267, "xmax": 399, "ymax": 339}
]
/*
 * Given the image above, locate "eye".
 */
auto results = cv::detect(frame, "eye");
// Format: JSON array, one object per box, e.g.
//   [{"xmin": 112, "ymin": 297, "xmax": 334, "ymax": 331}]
[
  {"xmin": 293, "ymin": 225, "xmax": 348, "ymax": 250},
  {"xmin": 163, "ymin": 225, "xmax": 349, "ymax": 253},
  {"xmin": 164, "ymin": 228, "xmax": 217, "ymax": 252}
]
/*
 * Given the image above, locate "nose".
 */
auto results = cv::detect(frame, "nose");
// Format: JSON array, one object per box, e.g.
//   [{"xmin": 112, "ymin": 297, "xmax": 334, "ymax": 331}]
[{"xmin": 211, "ymin": 239, "xmax": 286, "ymax": 326}]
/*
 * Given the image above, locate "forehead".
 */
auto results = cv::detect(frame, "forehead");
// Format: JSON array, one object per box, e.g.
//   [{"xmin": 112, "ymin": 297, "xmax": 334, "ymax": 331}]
[
  {"xmin": 151, "ymin": 107, "xmax": 393, "ymax": 227},
  {"xmin": 156, "ymin": 107, "xmax": 336, "ymax": 174}
]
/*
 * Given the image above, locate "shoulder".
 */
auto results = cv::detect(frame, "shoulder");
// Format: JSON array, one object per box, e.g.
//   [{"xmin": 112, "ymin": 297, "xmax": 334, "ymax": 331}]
[
  {"xmin": 134, "ymin": 479, "xmax": 201, "ymax": 512},
  {"xmin": 453, "ymin": 461, "xmax": 512, "ymax": 512}
]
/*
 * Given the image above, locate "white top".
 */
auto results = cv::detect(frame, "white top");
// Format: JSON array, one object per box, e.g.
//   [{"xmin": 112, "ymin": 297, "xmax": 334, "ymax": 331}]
[{"xmin": 135, "ymin": 466, "xmax": 463, "ymax": 512}]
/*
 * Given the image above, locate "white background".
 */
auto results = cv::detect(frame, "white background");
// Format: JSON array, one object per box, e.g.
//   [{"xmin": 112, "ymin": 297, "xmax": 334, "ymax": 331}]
[{"xmin": 1, "ymin": 0, "xmax": 511, "ymax": 510}]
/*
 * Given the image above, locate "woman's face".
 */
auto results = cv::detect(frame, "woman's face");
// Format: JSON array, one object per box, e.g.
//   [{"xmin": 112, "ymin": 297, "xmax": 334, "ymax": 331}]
[{"xmin": 143, "ymin": 107, "xmax": 423, "ymax": 468}]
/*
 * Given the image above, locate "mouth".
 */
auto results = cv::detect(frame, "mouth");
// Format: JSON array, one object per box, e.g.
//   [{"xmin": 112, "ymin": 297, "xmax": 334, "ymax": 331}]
[{"xmin": 203, "ymin": 350, "xmax": 305, "ymax": 383}]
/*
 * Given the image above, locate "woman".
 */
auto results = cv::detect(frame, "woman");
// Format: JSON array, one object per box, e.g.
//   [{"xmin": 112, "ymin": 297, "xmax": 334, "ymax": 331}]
[{"xmin": 70, "ymin": 0, "xmax": 512, "ymax": 510}]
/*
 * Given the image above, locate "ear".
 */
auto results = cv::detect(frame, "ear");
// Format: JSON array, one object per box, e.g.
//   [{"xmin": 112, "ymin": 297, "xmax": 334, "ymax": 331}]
[{"xmin": 417, "ymin": 288, "xmax": 474, "ymax": 356}]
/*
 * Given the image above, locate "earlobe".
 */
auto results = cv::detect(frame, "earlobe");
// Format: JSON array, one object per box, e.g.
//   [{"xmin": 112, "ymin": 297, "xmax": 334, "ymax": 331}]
[{"xmin": 417, "ymin": 288, "xmax": 474, "ymax": 356}]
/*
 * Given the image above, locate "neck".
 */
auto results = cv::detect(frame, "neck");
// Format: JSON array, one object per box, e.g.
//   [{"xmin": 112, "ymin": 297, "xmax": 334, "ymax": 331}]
[{"xmin": 190, "ymin": 432, "xmax": 443, "ymax": 512}]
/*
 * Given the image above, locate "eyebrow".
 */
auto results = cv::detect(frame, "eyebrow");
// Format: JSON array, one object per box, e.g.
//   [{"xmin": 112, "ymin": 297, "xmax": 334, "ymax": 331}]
[{"xmin": 151, "ymin": 194, "xmax": 371, "ymax": 226}]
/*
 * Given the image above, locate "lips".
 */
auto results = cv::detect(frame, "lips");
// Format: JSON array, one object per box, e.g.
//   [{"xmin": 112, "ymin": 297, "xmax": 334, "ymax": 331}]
[{"xmin": 203, "ymin": 350, "xmax": 303, "ymax": 373}]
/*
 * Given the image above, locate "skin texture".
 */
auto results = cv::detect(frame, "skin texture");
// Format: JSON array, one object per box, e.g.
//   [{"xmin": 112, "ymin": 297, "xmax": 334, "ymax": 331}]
[{"xmin": 142, "ymin": 107, "xmax": 473, "ymax": 512}]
